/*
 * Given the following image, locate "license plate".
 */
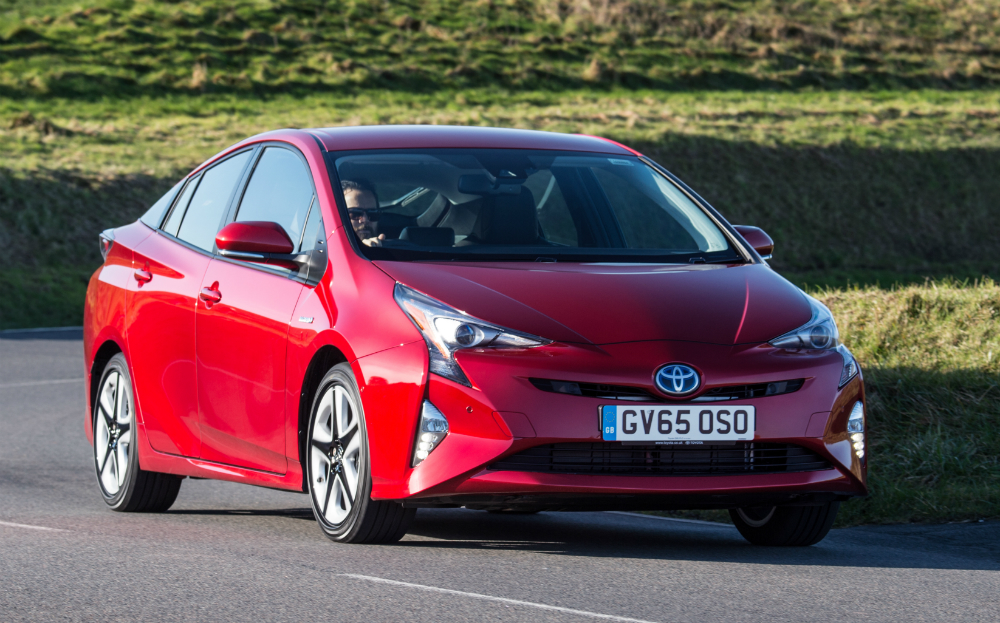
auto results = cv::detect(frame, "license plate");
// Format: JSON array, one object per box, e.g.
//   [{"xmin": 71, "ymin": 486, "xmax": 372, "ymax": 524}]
[{"xmin": 600, "ymin": 405, "xmax": 755, "ymax": 443}]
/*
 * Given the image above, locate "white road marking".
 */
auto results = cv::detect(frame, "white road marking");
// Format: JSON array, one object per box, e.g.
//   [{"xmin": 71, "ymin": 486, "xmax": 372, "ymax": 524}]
[
  {"xmin": 0, "ymin": 326, "xmax": 82, "ymax": 334},
  {"xmin": 0, "ymin": 379, "xmax": 83, "ymax": 389},
  {"xmin": 338, "ymin": 573, "xmax": 660, "ymax": 623},
  {"xmin": 606, "ymin": 511, "xmax": 734, "ymax": 528},
  {"xmin": 0, "ymin": 520, "xmax": 68, "ymax": 532}
]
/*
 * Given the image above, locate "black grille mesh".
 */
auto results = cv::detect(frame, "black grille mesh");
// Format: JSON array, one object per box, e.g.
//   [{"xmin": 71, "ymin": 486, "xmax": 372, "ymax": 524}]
[
  {"xmin": 529, "ymin": 378, "xmax": 656, "ymax": 401},
  {"xmin": 490, "ymin": 442, "xmax": 831, "ymax": 476},
  {"xmin": 696, "ymin": 379, "xmax": 805, "ymax": 401},
  {"xmin": 528, "ymin": 378, "xmax": 805, "ymax": 402}
]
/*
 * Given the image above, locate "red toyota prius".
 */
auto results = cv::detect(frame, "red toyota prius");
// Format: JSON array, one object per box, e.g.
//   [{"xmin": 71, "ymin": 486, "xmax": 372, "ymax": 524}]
[{"xmin": 84, "ymin": 125, "xmax": 867, "ymax": 546}]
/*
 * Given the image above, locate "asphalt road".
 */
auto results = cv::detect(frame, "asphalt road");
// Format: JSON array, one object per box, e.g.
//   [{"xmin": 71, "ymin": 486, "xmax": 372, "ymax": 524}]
[{"xmin": 1, "ymin": 329, "xmax": 998, "ymax": 623}]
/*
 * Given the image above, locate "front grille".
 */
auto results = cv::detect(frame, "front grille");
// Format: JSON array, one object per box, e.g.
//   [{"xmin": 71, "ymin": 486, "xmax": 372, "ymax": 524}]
[
  {"xmin": 529, "ymin": 378, "xmax": 805, "ymax": 402},
  {"xmin": 490, "ymin": 442, "xmax": 831, "ymax": 476},
  {"xmin": 529, "ymin": 378, "xmax": 657, "ymax": 402},
  {"xmin": 693, "ymin": 379, "xmax": 805, "ymax": 402}
]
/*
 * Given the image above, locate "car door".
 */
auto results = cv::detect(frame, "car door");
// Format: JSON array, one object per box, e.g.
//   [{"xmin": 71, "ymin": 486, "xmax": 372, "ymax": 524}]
[
  {"xmin": 125, "ymin": 149, "xmax": 254, "ymax": 458},
  {"xmin": 195, "ymin": 145, "xmax": 321, "ymax": 473}
]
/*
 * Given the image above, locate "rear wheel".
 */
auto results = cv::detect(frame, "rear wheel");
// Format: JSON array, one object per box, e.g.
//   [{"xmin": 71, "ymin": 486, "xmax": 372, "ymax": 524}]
[
  {"xmin": 93, "ymin": 353, "xmax": 181, "ymax": 512},
  {"xmin": 306, "ymin": 364, "xmax": 415, "ymax": 543},
  {"xmin": 729, "ymin": 502, "xmax": 839, "ymax": 546}
]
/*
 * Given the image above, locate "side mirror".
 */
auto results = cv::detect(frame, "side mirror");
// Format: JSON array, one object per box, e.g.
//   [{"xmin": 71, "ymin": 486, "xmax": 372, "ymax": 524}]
[
  {"xmin": 215, "ymin": 221, "xmax": 306, "ymax": 266},
  {"xmin": 733, "ymin": 225, "xmax": 774, "ymax": 260}
]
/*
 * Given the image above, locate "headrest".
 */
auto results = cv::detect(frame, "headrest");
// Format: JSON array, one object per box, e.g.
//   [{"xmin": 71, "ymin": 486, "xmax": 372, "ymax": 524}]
[
  {"xmin": 470, "ymin": 188, "xmax": 538, "ymax": 245},
  {"xmin": 399, "ymin": 226, "xmax": 455, "ymax": 247}
]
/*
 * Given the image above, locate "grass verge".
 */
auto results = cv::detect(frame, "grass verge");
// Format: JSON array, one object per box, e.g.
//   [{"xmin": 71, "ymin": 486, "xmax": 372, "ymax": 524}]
[
  {"xmin": 2, "ymin": 0, "xmax": 999, "ymax": 97},
  {"xmin": 821, "ymin": 279, "xmax": 1000, "ymax": 525},
  {"xmin": 0, "ymin": 264, "xmax": 94, "ymax": 330},
  {"xmin": 2, "ymin": 89, "xmax": 999, "ymax": 277}
]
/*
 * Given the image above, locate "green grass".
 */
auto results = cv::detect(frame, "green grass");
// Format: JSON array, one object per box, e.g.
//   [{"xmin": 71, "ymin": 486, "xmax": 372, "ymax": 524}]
[
  {"xmin": 0, "ymin": 265, "xmax": 93, "ymax": 330},
  {"xmin": 1, "ymin": 0, "xmax": 999, "ymax": 98},
  {"xmin": 0, "ymin": 0, "xmax": 998, "ymax": 526},
  {"xmin": 822, "ymin": 280, "xmax": 1000, "ymax": 524},
  {"xmin": 2, "ymin": 89, "xmax": 999, "ymax": 276}
]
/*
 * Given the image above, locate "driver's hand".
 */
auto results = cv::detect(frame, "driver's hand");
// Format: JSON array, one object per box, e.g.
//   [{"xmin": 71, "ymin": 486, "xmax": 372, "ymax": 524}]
[{"xmin": 362, "ymin": 234, "xmax": 386, "ymax": 247}]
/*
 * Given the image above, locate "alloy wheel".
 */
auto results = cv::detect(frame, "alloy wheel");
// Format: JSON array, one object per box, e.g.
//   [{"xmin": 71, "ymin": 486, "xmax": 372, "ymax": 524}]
[
  {"xmin": 94, "ymin": 370, "xmax": 132, "ymax": 496},
  {"xmin": 309, "ymin": 385, "xmax": 362, "ymax": 526}
]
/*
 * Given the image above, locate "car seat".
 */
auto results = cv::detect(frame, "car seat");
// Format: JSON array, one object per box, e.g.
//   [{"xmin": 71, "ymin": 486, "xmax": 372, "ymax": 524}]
[{"xmin": 456, "ymin": 187, "xmax": 540, "ymax": 246}]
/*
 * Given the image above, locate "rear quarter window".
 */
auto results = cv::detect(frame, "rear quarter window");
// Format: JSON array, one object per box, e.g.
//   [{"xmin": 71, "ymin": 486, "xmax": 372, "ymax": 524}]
[
  {"xmin": 162, "ymin": 175, "xmax": 200, "ymax": 237},
  {"xmin": 139, "ymin": 181, "xmax": 183, "ymax": 229}
]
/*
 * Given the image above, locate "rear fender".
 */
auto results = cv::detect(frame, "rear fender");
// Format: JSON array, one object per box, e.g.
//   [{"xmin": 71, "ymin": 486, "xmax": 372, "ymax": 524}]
[
  {"xmin": 85, "ymin": 333, "xmax": 126, "ymax": 445},
  {"xmin": 83, "ymin": 229, "xmax": 138, "ymax": 445}
]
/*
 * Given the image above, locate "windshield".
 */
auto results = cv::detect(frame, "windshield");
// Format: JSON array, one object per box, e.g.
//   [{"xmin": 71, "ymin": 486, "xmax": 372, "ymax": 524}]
[{"xmin": 329, "ymin": 149, "xmax": 740, "ymax": 263}]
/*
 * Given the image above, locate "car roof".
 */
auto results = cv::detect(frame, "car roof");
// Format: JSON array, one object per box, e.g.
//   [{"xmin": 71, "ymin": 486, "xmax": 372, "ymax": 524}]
[{"xmin": 303, "ymin": 125, "xmax": 637, "ymax": 155}]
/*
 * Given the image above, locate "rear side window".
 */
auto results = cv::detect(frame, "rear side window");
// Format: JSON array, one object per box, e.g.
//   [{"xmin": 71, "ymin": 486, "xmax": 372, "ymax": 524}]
[
  {"xmin": 162, "ymin": 175, "xmax": 200, "ymax": 237},
  {"xmin": 235, "ymin": 147, "xmax": 316, "ymax": 251},
  {"xmin": 176, "ymin": 151, "xmax": 252, "ymax": 251},
  {"xmin": 139, "ymin": 181, "xmax": 183, "ymax": 229}
]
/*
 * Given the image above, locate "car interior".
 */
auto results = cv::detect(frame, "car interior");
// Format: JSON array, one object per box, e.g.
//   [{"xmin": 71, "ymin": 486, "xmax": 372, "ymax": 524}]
[{"xmin": 332, "ymin": 151, "xmax": 726, "ymax": 255}]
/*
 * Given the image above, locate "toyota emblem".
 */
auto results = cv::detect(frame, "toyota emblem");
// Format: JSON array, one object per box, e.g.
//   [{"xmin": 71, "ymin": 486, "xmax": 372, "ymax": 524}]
[{"xmin": 655, "ymin": 364, "xmax": 701, "ymax": 396}]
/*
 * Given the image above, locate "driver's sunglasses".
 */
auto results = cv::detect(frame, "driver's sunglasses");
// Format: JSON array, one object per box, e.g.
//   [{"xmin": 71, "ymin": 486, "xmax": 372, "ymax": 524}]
[{"xmin": 347, "ymin": 208, "xmax": 381, "ymax": 222}]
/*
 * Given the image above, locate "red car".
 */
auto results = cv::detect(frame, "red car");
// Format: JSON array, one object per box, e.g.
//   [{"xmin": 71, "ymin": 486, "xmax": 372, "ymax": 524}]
[{"xmin": 84, "ymin": 126, "xmax": 867, "ymax": 546}]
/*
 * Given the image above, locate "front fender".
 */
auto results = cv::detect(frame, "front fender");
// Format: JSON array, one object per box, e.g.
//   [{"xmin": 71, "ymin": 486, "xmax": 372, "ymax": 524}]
[{"xmin": 352, "ymin": 340, "xmax": 429, "ymax": 499}]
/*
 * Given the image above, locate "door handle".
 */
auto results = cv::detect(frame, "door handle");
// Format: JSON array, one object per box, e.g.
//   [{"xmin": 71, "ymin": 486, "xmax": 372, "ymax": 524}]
[
  {"xmin": 199, "ymin": 283, "xmax": 222, "ymax": 305},
  {"xmin": 133, "ymin": 263, "xmax": 152, "ymax": 286}
]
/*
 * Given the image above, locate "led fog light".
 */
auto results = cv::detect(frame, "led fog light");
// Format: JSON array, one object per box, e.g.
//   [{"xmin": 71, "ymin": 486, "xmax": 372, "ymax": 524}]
[
  {"xmin": 847, "ymin": 401, "xmax": 865, "ymax": 462},
  {"xmin": 412, "ymin": 401, "xmax": 449, "ymax": 467}
]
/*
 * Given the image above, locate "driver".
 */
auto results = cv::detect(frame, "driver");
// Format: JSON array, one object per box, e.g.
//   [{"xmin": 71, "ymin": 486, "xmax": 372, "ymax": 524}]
[{"xmin": 342, "ymin": 179, "xmax": 385, "ymax": 247}]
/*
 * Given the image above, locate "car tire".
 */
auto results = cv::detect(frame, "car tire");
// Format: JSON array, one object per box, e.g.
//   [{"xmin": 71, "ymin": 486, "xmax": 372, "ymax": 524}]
[
  {"xmin": 93, "ymin": 353, "xmax": 182, "ymax": 512},
  {"xmin": 306, "ymin": 364, "xmax": 415, "ymax": 544},
  {"xmin": 729, "ymin": 502, "xmax": 839, "ymax": 546}
]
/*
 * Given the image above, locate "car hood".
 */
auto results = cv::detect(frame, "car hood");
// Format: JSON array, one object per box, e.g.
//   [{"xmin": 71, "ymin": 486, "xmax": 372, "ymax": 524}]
[{"xmin": 374, "ymin": 261, "xmax": 812, "ymax": 346}]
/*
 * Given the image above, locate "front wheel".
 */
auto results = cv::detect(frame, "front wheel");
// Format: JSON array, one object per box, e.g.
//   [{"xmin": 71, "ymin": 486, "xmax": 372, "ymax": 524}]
[
  {"xmin": 729, "ymin": 502, "xmax": 839, "ymax": 546},
  {"xmin": 93, "ymin": 353, "xmax": 182, "ymax": 512},
  {"xmin": 306, "ymin": 364, "xmax": 415, "ymax": 543}
]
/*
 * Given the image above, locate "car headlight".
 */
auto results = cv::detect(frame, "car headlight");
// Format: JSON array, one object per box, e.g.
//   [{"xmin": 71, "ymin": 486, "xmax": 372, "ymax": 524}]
[
  {"xmin": 393, "ymin": 283, "xmax": 551, "ymax": 386},
  {"xmin": 771, "ymin": 295, "xmax": 859, "ymax": 387},
  {"xmin": 769, "ymin": 295, "xmax": 840, "ymax": 350}
]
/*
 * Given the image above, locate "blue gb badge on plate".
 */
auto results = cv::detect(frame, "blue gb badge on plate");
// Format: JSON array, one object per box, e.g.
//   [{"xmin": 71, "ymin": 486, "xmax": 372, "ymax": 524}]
[{"xmin": 601, "ymin": 405, "xmax": 617, "ymax": 440}]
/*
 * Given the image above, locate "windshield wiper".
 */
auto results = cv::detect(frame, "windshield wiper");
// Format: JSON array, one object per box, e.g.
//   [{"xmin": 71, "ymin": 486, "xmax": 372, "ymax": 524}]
[{"xmin": 689, "ymin": 255, "xmax": 745, "ymax": 264}]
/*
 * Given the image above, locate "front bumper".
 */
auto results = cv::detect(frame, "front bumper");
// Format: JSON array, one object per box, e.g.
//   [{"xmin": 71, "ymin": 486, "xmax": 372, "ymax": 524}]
[{"xmin": 355, "ymin": 339, "xmax": 868, "ymax": 506}]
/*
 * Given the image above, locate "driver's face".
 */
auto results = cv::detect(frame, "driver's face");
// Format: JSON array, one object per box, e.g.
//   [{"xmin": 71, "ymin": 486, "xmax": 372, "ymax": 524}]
[{"xmin": 345, "ymin": 189, "xmax": 378, "ymax": 239}]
